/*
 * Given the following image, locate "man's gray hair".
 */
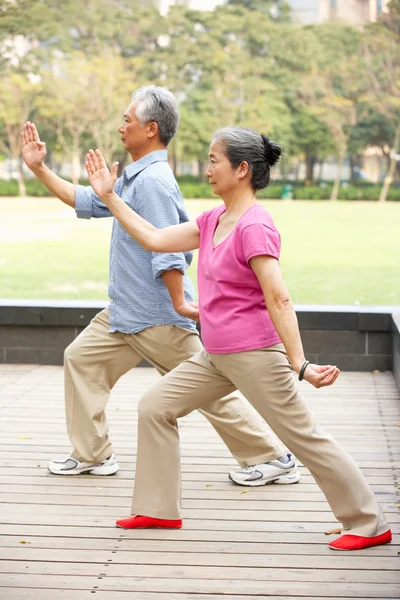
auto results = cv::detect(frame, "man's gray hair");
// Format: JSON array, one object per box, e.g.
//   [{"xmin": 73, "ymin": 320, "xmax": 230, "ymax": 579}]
[
  {"xmin": 132, "ymin": 86, "xmax": 180, "ymax": 146},
  {"xmin": 212, "ymin": 126, "xmax": 282, "ymax": 191}
]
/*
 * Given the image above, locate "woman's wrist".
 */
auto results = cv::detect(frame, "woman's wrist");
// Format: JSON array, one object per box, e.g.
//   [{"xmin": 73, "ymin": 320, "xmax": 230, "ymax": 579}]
[
  {"xmin": 298, "ymin": 360, "xmax": 310, "ymax": 381},
  {"xmin": 291, "ymin": 356, "xmax": 307, "ymax": 374}
]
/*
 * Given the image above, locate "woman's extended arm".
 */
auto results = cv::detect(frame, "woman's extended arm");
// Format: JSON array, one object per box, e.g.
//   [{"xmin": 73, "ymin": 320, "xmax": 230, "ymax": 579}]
[
  {"xmin": 85, "ymin": 149, "xmax": 200, "ymax": 252},
  {"xmin": 250, "ymin": 255, "xmax": 340, "ymax": 389}
]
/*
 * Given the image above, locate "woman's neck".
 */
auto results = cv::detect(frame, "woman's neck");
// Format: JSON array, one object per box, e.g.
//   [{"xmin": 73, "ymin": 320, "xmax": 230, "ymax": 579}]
[{"xmin": 221, "ymin": 189, "xmax": 257, "ymax": 219}]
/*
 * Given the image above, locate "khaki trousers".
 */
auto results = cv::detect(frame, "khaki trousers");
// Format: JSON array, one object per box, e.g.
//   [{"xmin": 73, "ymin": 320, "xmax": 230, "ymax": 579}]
[
  {"xmin": 132, "ymin": 345, "xmax": 388, "ymax": 537},
  {"xmin": 64, "ymin": 309, "xmax": 285, "ymax": 465}
]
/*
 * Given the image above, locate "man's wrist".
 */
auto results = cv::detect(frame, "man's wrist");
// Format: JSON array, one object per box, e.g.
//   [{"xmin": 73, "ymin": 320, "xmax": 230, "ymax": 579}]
[
  {"xmin": 173, "ymin": 300, "xmax": 186, "ymax": 312},
  {"xmin": 31, "ymin": 163, "xmax": 46, "ymax": 176}
]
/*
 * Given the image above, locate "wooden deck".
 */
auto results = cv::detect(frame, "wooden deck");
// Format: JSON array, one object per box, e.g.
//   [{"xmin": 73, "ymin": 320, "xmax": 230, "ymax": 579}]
[{"xmin": 0, "ymin": 364, "xmax": 399, "ymax": 599}]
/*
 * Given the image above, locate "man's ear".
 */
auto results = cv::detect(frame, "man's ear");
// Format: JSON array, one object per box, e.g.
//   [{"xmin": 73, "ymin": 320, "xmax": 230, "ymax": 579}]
[{"xmin": 147, "ymin": 121, "xmax": 159, "ymax": 139}]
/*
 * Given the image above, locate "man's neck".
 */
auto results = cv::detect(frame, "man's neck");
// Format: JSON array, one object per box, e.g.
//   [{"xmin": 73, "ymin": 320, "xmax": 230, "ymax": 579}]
[{"xmin": 129, "ymin": 144, "xmax": 167, "ymax": 162}]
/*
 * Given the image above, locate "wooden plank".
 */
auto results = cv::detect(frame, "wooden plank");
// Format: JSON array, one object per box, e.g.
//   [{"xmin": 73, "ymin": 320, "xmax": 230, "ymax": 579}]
[
  {"xmin": 0, "ymin": 535, "xmax": 398, "ymax": 557},
  {"xmin": 0, "ymin": 493, "xmax": 398, "ymax": 514},
  {"xmin": 2, "ymin": 515, "xmax": 377, "ymax": 533},
  {"xmin": 1, "ymin": 546, "xmax": 399, "ymax": 570},
  {"xmin": 0, "ymin": 485, "xmax": 396, "ymax": 504},
  {"xmin": 2, "ymin": 592, "xmax": 399, "ymax": 600},
  {"xmin": 1, "ymin": 573, "xmax": 399, "ymax": 597},
  {"xmin": 1, "ymin": 561, "xmax": 400, "ymax": 584},
  {"xmin": 0, "ymin": 525, "xmax": 398, "ymax": 551},
  {"xmin": 1, "ymin": 504, "xmax": 398, "ymax": 523},
  {"xmin": 0, "ymin": 477, "xmax": 395, "ymax": 494}
]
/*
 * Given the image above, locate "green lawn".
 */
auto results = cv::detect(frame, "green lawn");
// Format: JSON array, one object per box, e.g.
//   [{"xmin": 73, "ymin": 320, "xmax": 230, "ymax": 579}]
[{"xmin": 1, "ymin": 197, "xmax": 399, "ymax": 305}]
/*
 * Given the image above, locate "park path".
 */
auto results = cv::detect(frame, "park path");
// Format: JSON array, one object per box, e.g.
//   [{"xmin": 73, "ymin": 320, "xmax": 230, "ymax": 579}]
[{"xmin": 0, "ymin": 364, "xmax": 399, "ymax": 599}]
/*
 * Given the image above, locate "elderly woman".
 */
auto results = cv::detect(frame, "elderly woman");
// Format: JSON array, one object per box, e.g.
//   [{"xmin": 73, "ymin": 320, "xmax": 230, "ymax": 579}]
[{"xmin": 85, "ymin": 126, "xmax": 391, "ymax": 551}]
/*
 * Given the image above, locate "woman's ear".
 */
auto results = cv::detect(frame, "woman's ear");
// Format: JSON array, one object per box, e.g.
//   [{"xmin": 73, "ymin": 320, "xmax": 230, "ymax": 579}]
[{"xmin": 237, "ymin": 160, "xmax": 250, "ymax": 180}]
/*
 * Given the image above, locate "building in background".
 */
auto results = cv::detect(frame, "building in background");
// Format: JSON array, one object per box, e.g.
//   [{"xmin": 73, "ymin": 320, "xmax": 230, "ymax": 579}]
[{"xmin": 286, "ymin": 0, "xmax": 390, "ymax": 25}]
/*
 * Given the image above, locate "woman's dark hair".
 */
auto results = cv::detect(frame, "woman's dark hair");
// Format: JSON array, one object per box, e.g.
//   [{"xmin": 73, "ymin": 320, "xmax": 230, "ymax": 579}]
[{"xmin": 212, "ymin": 126, "xmax": 282, "ymax": 190}]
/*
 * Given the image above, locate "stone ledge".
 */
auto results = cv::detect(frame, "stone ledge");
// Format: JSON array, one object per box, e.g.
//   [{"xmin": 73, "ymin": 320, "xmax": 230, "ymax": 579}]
[
  {"xmin": 0, "ymin": 301, "xmax": 399, "ymax": 382},
  {"xmin": 0, "ymin": 300, "xmax": 397, "ymax": 330},
  {"xmin": 392, "ymin": 312, "xmax": 400, "ymax": 394}
]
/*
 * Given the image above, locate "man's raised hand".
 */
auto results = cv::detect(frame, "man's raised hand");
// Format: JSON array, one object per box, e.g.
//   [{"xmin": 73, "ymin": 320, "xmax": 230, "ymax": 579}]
[
  {"xmin": 85, "ymin": 149, "xmax": 119, "ymax": 200},
  {"xmin": 20, "ymin": 122, "xmax": 47, "ymax": 170}
]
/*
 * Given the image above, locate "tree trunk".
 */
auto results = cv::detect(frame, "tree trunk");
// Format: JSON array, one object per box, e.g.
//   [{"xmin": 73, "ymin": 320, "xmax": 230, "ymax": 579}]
[
  {"xmin": 17, "ymin": 159, "xmax": 26, "ymax": 197},
  {"xmin": 198, "ymin": 160, "xmax": 205, "ymax": 182},
  {"xmin": 330, "ymin": 150, "xmax": 345, "ymax": 201},
  {"xmin": 170, "ymin": 143, "xmax": 178, "ymax": 176},
  {"xmin": 305, "ymin": 154, "xmax": 316, "ymax": 183},
  {"xmin": 295, "ymin": 161, "xmax": 300, "ymax": 182},
  {"xmin": 379, "ymin": 123, "xmax": 400, "ymax": 203},
  {"xmin": 71, "ymin": 147, "xmax": 81, "ymax": 185},
  {"xmin": 317, "ymin": 160, "xmax": 324, "ymax": 182}
]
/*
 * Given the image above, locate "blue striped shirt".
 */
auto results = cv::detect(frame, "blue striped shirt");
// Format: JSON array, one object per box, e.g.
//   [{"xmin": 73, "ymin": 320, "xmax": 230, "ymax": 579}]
[{"xmin": 75, "ymin": 150, "xmax": 197, "ymax": 334}]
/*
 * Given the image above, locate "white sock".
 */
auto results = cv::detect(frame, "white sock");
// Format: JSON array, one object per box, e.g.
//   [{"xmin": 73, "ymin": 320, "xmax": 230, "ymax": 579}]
[{"xmin": 277, "ymin": 453, "xmax": 290, "ymax": 464}]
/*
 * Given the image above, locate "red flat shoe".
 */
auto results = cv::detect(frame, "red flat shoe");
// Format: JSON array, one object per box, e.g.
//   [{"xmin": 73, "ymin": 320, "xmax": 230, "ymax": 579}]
[
  {"xmin": 116, "ymin": 515, "xmax": 182, "ymax": 529},
  {"xmin": 329, "ymin": 529, "xmax": 392, "ymax": 551}
]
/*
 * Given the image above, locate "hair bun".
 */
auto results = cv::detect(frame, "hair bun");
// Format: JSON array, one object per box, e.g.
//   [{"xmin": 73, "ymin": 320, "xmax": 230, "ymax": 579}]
[{"xmin": 261, "ymin": 134, "xmax": 282, "ymax": 167}]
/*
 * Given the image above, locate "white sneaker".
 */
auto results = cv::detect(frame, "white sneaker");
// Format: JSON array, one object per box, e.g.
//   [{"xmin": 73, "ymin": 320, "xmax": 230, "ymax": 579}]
[
  {"xmin": 48, "ymin": 453, "xmax": 119, "ymax": 476},
  {"xmin": 229, "ymin": 453, "xmax": 301, "ymax": 486}
]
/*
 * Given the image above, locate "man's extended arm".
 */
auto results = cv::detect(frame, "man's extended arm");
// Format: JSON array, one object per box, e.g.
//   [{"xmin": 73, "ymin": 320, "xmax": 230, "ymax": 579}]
[{"xmin": 21, "ymin": 122, "xmax": 75, "ymax": 207}]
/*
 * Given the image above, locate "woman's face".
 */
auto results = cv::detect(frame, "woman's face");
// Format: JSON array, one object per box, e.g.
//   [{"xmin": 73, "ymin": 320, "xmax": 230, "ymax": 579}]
[{"xmin": 205, "ymin": 139, "xmax": 239, "ymax": 197}]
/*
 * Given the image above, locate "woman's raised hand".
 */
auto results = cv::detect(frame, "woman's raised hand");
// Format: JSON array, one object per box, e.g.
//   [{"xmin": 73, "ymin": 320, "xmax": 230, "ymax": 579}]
[
  {"xmin": 302, "ymin": 363, "xmax": 340, "ymax": 389},
  {"xmin": 85, "ymin": 149, "xmax": 118, "ymax": 201}
]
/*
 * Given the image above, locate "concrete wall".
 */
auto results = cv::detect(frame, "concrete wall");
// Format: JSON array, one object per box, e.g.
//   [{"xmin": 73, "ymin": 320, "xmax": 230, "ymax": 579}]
[
  {"xmin": 392, "ymin": 312, "xmax": 400, "ymax": 394},
  {"xmin": 0, "ymin": 301, "xmax": 396, "ymax": 374}
]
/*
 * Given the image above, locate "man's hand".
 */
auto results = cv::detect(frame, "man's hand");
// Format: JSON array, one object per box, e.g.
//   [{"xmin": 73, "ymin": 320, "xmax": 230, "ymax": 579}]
[
  {"xmin": 20, "ymin": 122, "xmax": 46, "ymax": 170},
  {"xmin": 301, "ymin": 364, "xmax": 340, "ymax": 389},
  {"xmin": 174, "ymin": 301, "xmax": 199, "ymax": 322},
  {"xmin": 85, "ymin": 149, "xmax": 118, "ymax": 200}
]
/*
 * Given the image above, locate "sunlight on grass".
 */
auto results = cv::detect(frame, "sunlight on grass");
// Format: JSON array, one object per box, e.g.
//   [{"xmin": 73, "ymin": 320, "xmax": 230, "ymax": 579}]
[{"xmin": 2, "ymin": 197, "xmax": 399, "ymax": 305}]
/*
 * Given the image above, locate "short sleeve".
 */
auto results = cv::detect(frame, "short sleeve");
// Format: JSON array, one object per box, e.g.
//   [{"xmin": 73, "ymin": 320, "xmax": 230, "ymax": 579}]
[
  {"xmin": 75, "ymin": 176, "xmax": 124, "ymax": 219},
  {"xmin": 135, "ymin": 176, "xmax": 191, "ymax": 279},
  {"xmin": 196, "ymin": 211, "xmax": 207, "ymax": 232},
  {"xmin": 241, "ymin": 223, "xmax": 281, "ymax": 264}
]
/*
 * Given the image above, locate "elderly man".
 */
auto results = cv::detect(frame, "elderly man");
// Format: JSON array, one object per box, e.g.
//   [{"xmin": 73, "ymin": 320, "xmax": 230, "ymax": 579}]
[{"xmin": 20, "ymin": 85, "xmax": 299, "ymax": 486}]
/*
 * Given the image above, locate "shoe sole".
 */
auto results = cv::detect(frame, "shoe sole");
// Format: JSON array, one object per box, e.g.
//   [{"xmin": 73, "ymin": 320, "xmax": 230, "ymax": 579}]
[
  {"xmin": 48, "ymin": 463, "xmax": 119, "ymax": 476},
  {"xmin": 229, "ymin": 471, "xmax": 301, "ymax": 487}
]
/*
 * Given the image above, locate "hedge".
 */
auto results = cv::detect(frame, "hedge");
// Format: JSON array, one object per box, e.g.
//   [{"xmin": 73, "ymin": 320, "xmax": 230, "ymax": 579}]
[{"xmin": 1, "ymin": 178, "xmax": 399, "ymax": 201}]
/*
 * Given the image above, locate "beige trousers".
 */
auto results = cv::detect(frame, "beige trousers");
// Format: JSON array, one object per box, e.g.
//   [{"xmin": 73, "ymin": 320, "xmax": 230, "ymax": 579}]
[
  {"xmin": 64, "ymin": 309, "xmax": 285, "ymax": 465},
  {"xmin": 132, "ymin": 345, "xmax": 388, "ymax": 537}
]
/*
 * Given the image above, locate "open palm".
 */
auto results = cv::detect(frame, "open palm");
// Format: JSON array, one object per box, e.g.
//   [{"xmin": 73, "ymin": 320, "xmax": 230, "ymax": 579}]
[
  {"xmin": 20, "ymin": 122, "xmax": 46, "ymax": 169},
  {"xmin": 85, "ymin": 149, "xmax": 118, "ymax": 199}
]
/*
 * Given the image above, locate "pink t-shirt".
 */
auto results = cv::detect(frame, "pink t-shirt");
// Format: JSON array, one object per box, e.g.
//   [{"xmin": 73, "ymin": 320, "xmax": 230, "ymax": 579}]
[{"xmin": 196, "ymin": 204, "xmax": 282, "ymax": 354}]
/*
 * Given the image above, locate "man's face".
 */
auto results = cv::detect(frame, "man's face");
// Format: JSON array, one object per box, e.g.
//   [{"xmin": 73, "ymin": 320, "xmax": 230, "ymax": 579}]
[{"xmin": 117, "ymin": 101, "xmax": 149, "ymax": 153}]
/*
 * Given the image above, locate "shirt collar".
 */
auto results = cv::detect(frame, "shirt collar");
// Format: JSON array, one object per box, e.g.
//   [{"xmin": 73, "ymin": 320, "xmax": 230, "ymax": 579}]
[{"xmin": 124, "ymin": 149, "xmax": 168, "ymax": 180}]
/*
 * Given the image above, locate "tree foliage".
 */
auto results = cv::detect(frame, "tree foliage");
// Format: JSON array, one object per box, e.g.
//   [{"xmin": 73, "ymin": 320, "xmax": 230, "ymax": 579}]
[{"xmin": 0, "ymin": 0, "xmax": 398, "ymax": 197}]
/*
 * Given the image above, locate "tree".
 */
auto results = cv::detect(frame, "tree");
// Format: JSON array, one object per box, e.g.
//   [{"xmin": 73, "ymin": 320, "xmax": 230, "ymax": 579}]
[
  {"xmin": 0, "ymin": 70, "xmax": 40, "ymax": 195},
  {"xmin": 298, "ymin": 25, "xmax": 364, "ymax": 199},
  {"xmin": 363, "ymin": 7, "xmax": 400, "ymax": 201},
  {"xmin": 83, "ymin": 56, "xmax": 140, "ymax": 166},
  {"xmin": 36, "ymin": 54, "xmax": 94, "ymax": 184}
]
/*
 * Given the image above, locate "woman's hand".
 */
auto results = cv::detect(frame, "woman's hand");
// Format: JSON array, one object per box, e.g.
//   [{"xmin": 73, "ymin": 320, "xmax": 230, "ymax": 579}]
[
  {"xmin": 174, "ymin": 301, "xmax": 200, "ymax": 322},
  {"xmin": 21, "ymin": 122, "xmax": 47, "ymax": 170},
  {"xmin": 301, "ymin": 364, "xmax": 340, "ymax": 389},
  {"xmin": 85, "ymin": 149, "xmax": 118, "ymax": 201}
]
